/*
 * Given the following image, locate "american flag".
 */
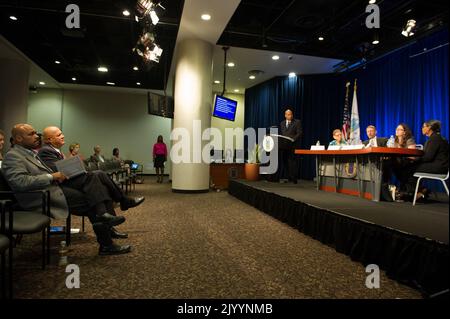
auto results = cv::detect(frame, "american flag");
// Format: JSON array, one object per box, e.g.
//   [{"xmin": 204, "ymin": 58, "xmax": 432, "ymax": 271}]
[{"xmin": 342, "ymin": 82, "xmax": 351, "ymax": 141}]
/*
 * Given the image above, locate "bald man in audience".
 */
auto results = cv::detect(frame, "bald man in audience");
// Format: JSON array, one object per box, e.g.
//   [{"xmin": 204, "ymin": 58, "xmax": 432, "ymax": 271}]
[
  {"xmin": 0, "ymin": 129, "xmax": 5, "ymax": 163},
  {"xmin": 1, "ymin": 124, "xmax": 131, "ymax": 255},
  {"xmin": 38, "ymin": 126, "xmax": 145, "ymax": 239}
]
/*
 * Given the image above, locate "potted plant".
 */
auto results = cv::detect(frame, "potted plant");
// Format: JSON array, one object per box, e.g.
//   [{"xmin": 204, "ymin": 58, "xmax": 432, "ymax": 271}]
[{"xmin": 245, "ymin": 144, "xmax": 261, "ymax": 181}]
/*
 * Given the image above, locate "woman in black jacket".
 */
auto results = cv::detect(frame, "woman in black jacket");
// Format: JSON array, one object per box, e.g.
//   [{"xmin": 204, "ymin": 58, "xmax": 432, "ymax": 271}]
[{"xmin": 401, "ymin": 120, "xmax": 449, "ymax": 200}]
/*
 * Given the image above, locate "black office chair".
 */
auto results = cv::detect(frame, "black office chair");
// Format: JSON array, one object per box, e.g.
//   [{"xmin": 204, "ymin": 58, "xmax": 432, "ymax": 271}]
[{"xmin": 0, "ymin": 200, "xmax": 10, "ymax": 299}]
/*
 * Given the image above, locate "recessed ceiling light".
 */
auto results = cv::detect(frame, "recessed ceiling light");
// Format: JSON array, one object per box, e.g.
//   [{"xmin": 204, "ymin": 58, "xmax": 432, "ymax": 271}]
[
  {"xmin": 201, "ymin": 14, "xmax": 211, "ymax": 21},
  {"xmin": 71, "ymin": 77, "xmax": 76, "ymax": 81},
  {"xmin": 133, "ymin": 66, "xmax": 139, "ymax": 71},
  {"xmin": 136, "ymin": 82, "xmax": 141, "ymax": 86},
  {"xmin": 214, "ymin": 80, "xmax": 221, "ymax": 84},
  {"xmin": 234, "ymin": 89, "xmax": 239, "ymax": 93},
  {"xmin": 318, "ymin": 36, "xmax": 324, "ymax": 41},
  {"xmin": 369, "ymin": 0, "xmax": 376, "ymax": 4},
  {"xmin": 272, "ymin": 55, "xmax": 280, "ymax": 60},
  {"xmin": 9, "ymin": 16, "xmax": 17, "ymax": 21},
  {"xmin": 106, "ymin": 82, "xmax": 115, "ymax": 86},
  {"xmin": 227, "ymin": 62, "xmax": 235, "ymax": 67},
  {"xmin": 288, "ymin": 72, "xmax": 296, "ymax": 78},
  {"xmin": 55, "ymin": 60, "xmax": 61, "ymax": 64},
  {"xmin": 249, "ymin": 75, "xmax": 256, "ymax": 80},
  {"xmin": 123, "ymin": 10, "xmax": 130, "ymax": 16},
  {"xmin": 372, "ymin": 40, "xmax": 380, "ymax": 45},
  {"xmin": 39, "ymin": 81, "xmax": 46, "ymax": 85},
  {"xmin": 98, "ymin": 66, "xmax": 108, "ymax": 72}
]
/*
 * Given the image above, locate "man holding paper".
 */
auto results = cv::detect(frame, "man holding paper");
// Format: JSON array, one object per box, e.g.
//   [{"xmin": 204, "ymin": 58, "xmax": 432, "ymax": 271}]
[
  {"xmin": 38, "ymin": 126, "xmax": 145, "ymax": 240},
  {"xmin": 2, "ymin": 124, "xmax": 132, "ymax": 255}
]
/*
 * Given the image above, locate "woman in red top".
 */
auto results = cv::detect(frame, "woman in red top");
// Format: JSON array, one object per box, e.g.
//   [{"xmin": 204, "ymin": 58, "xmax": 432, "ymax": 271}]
[{"xmin": 153, "ymin": 135, "xmax": 168, "ymax": 183}]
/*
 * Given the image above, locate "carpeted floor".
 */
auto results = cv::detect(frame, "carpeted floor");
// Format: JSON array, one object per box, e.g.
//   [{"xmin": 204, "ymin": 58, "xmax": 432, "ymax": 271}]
[{"xmin": 10, "ymin": 179, "xmax": 422, "ymax": 299}]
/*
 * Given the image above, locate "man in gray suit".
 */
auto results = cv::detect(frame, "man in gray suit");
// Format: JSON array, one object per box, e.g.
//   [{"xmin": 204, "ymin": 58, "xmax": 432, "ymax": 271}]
[
  {"xmin": 38, "ymin": 126, "xmax": 144, "ymax": 239},
  {"xmin": 1, "ymin": 124, "xmax": 131, "ymax": 255}
]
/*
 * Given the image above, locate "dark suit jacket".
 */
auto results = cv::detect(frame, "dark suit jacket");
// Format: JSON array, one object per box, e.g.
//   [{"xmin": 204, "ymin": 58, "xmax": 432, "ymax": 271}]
[
  {"xmin": 1, "ymin": 145, "xmax": 69, "ymax": 219},
  {"xmin": 362, "ymin": 137, "xmax": 388, "ymax": 147},
  {"xmin": 90, "ymin": 154, "xmax": 105, "ymax": 163},
  {"xmin": 415, "ymin": 132, "xmax": 449, "ymax": 173},
  {"xmin": 280, "ymin": 119, "xmax": 302, "ymax": 144},
  {"xmin": 38, "ymin": 144, "xmax": 64, "ymax": 172}
]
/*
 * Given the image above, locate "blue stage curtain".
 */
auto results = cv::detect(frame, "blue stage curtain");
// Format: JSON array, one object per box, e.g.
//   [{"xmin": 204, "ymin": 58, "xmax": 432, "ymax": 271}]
[
  {"xmin": 244, "ymin": 76, "xmax": 302, "ymax": 130},
  {"xmin": 245, "ymin": 29, "xmax": 449, "ymax": 181},
  {"xmin": 341, "ymin": 29, "xmax": 449, "ymax": 145}
]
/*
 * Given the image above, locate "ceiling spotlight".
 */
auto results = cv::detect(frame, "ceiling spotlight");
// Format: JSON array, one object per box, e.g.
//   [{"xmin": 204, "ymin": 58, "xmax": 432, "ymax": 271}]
[
  {"xmin": 318, "ymin": 36, "xmax": 324, "ymax": 41},
  {"xmin": 149, "ymin": 10, "xmax": 159, "ymax": 25},
  {"xmin": 234, "ymin": 89, "xmax": 239, "ymax": 93},
  {"xmin": 288, "ymin": 72, "xmax": 296, "ymax": 78},
  {"xmin": 136, "ymin": 0, "xmax": 164, "ymax": 25},
  {"xmin": 9, "ymin": 16, "xmax": 17, "ymax": 21},
  {"xmin": 136, "ymin": 82, "xmax": 141, "ymax": 86},
  {"xmin": 214, "ymin": 80, "xmax": 221, "ymax": 84},
  {"xmin": 402, "ymin": 19, "xmax": 416, "ymax": 37},
  {"xmin": 55, "ymin": 60, "xmax": 61, "ymax": 64},
  {"xmin": 372, "ymin": 39, "xmax": 380, "ymax": 45},
  {"xmin": 71, "ymin": 77, "xmax": 76, "ymax": 81},
  {"xmin": 133, "ymin": 66, "xmax": 139, "ymax": 71},
  {"xmin": 145, "ymin": 44, "xmax": 163, "ymax": 63},
  {"xmin": 227, "ymin": 62, "xmax": 235, "ymax": 67},
  {"xmin": 136, "ymin": 0, "xmax": 153, "ymax": 16},
  {"xmin": 249, "ymin": 75, "xmax": 256, "ymax": 80},
  {"xmin": 272, "ymin": 55, "xmax": 280, "ymax": 60},
  {"xmin": 98, "ymin": 66, "xmax": 108, "ymax": 72},
  {"xmin": 123, "ymin": 10, "xmax": 130, "ymax": 16},
  {"xmin": 39, "ymin": 81, "xmax": 46, "ymax": 85},
  {"xmin": 133, "ymin": 31, "xmax": 163, "ymax": 63},
  {"xmin": 201, "ymin": 14, "xmax": 211, "ymax": 21},
  {"xmin": 106, "ymin": 82, "xmax": 115, "ymax": 86},
  {"xmin": 369, "ymin": 0, "xmax": 376, "ymax": 4}
]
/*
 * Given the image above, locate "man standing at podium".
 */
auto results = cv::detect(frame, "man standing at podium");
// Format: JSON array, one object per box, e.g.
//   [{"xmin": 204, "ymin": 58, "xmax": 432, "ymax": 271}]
[{"xmin": 279, "ymin": 109, "xmax": 302, "ymax": 183}]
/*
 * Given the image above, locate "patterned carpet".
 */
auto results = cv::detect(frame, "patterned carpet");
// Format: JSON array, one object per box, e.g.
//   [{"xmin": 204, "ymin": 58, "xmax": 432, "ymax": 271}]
[{"xmin": 10, "ymin": 179, "xmax": 421, "ymax": 299}]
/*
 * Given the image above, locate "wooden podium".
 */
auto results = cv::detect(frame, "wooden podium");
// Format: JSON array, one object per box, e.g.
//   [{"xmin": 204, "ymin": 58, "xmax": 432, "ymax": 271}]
[{"xmin": 210, "ymin": 163, "xmax": 245, "ymax": 190}]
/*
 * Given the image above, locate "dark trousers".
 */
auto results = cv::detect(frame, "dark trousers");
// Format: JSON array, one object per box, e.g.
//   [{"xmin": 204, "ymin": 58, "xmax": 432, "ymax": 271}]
[
  {"xmin": 63, "ymin": 170, "xmax": 125, "ymax": 210},
  {"xmin": 280, "ymin": 148, "xmax": 298, "ymax": 181},
  {"xmin": 397, "ymin": 161, "xmax": 447, "ymax": 194},
  {"xmin": 60, "ymin": 186, "xmax": 113, "ymax": 246}
]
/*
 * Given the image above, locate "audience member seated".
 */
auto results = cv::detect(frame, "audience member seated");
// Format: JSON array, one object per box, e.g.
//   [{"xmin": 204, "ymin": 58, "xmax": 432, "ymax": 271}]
[
  {"xmin": 363, "ymin": 125, "xmax": 388, "ymax": 147},
  {"xmin": 0, "ymin": 129, "xmax": 4, "ymax": 166},
  {"xmin": 68, "ymin": 142, "xmax": 85, "ymax": 160},
  {"xmin": 38, "ymin": 126, "xmax": 145, "ymax": 239},
  {"xmin": 90, "ymin": 145, "xmax": 106, "ymax": 163},
  {"xmin": 328, "ymin": 129, "xmax": 348, "ymax": 147},
  {"xmin": 112, "ymin": 148, "xmax": 125, "ymax": 167},
  {"xmin": 1, "ymin": 124, "xmax": 134, "ymax": 255},
  {"xmin": 398, "ymin": 120, "xmax": 449, "ymax": 201}
]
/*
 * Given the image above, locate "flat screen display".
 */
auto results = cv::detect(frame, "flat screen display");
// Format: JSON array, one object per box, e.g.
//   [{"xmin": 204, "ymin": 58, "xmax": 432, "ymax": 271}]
[{"xmin": 212, "ymin": 95, "xmax": 237, "ymax": 121}]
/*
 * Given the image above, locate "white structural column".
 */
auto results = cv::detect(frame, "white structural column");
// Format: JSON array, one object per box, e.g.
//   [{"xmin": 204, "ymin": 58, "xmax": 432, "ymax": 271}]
[
  {"xmin": 0, "ymin": 58, "xmax": 30, "ymax": 140},
  {"xmin": 171, "ymin": 38, "xmax": 213, "ymax": 192}
]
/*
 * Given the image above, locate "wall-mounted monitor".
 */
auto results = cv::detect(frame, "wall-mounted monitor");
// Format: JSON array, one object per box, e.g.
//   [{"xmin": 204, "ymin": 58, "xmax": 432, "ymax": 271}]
[
  {"xmin": 148, "ymin": 92, "xmax": 174, "ymax": 118},
  {"xmin": 212, "ymin": 95, "xmax": 237, "ymax": 122}
]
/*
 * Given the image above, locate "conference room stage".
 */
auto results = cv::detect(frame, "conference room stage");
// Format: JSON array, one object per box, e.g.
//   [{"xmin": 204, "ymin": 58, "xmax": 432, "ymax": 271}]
[{"xmin": 228, "ymin": 179, "xmax": 448, "ymax": 296}]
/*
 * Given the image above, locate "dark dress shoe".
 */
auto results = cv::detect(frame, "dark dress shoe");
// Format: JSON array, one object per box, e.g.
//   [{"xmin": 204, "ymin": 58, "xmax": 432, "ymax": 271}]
[
  {"xmin": 99, "ymin": 243, "xmax": 132, "ymax": 255},
  {"xmin": 111, "ymin": 227, "xmax": 128, "ymax": 239},
  {"xmin": 120, "ymin": 196, "xmax": 145, "ymax": 211},
  {"xmin": 96, "ymin": 213, "xmax": 126, "ymax": 227}
]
